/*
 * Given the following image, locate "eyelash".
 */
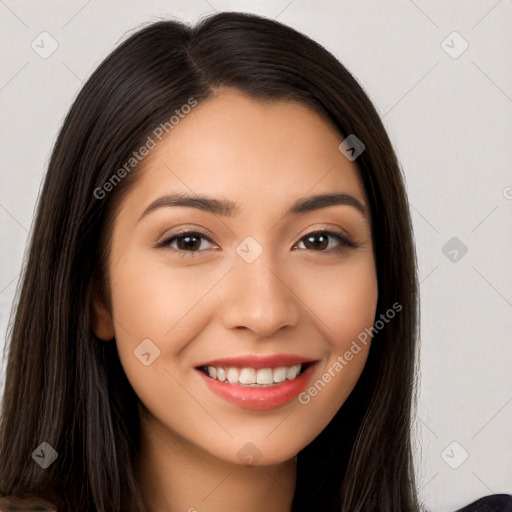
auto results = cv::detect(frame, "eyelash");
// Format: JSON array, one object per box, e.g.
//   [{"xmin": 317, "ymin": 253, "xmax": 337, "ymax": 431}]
[{"xmin": 155, "ymin": 229, "xmax": 358, "ymax": 257}]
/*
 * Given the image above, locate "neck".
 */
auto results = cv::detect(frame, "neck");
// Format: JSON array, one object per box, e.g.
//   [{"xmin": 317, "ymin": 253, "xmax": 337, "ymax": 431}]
[{"xmin": 134, "ymin": 410, "xmax": 297, "ymax": 512}]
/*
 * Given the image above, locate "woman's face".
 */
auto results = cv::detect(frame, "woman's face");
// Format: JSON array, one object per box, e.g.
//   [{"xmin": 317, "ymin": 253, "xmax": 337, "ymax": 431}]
[{"xmin": 94, "ymin": 88, "xmax": 378, "ymax": 465}]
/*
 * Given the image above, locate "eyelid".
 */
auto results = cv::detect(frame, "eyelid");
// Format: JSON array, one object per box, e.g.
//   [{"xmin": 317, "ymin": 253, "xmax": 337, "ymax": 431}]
[{"xmin": 297, "ymin": 224, "xmax": 354, "ymax": 243}]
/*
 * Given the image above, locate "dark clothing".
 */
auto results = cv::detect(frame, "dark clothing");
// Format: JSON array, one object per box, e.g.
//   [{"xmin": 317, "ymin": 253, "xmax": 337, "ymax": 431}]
[{"xmin": 454, "ymin": 494, "xmax": 512, "ymax": 512}]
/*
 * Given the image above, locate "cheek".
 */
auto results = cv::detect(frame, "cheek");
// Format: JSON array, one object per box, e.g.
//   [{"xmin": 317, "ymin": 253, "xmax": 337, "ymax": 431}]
[
  {"xmin": 107, "ymin": 249, "xmax": 231, "ymax": 399},
  {"xmin": 107, "ymin": 252, "xmax": 211, "ymax": 425},
  {"xmin": 293, "ymin": 252, "xmax": 378, "ymax": 340},
  {"xmin": 291, "ymin": 255, "xmax": 378, "ymax": 437},
  {"xmin": 109, "ymin": 250, "xmax": 217, "ymax": 344}
]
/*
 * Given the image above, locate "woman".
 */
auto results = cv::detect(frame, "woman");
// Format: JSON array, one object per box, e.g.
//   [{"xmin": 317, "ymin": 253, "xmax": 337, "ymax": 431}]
[{"xmin": 0, "ymin": 11, "xmax": 509, "ymax": 512}]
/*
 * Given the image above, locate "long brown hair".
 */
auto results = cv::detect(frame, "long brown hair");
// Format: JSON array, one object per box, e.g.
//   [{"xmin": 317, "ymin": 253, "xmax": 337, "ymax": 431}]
[{"xmin": 0, "ymin": 12, "xmax": 420, "ymax": 511}]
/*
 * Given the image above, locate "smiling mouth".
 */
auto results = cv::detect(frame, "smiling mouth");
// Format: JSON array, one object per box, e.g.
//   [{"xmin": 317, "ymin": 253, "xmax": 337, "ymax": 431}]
[{"xmin": 197, "ymin": 362, "xmax": 313, "ymax": 387}]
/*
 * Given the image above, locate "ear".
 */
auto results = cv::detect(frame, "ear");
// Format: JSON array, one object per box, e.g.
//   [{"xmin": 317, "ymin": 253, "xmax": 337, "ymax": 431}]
[{"xmin": 90, "ymin": 285, "xmax": 115, "ymax": 342}]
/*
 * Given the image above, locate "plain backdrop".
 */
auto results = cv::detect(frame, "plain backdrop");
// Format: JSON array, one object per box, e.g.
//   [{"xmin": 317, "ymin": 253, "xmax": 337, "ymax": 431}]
[{"xmin": 0, "ymin": 1, "xmax": 511, "ymax": 510}]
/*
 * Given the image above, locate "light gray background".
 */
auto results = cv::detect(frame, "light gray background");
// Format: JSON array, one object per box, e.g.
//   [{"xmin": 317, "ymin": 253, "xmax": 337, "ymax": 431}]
[{"xmin": 1, "ymin": 1, "xmax": 511, "ymax": 510}]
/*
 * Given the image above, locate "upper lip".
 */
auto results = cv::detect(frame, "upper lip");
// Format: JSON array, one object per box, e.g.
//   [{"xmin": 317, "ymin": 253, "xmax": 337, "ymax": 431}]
[{"xmin": 196, "ymin": 354, "xmax": 318, "ymax": 369}]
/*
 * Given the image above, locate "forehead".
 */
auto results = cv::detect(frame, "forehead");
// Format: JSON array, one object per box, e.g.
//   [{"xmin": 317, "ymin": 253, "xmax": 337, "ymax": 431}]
[{"xmin": 128, "ymin": 88, "xmax": 367, "ymax": 211}]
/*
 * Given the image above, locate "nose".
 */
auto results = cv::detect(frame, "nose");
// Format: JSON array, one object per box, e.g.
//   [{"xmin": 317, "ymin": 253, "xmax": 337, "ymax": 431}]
[{"xmin": 220, "ymin": 248, "xmax": 301, "ymax": 337}]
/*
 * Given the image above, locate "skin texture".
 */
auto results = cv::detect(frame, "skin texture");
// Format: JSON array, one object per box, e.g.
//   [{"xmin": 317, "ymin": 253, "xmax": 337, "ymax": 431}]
[{"xmin": 92, "ymin": 88, "xmax": 378, "ymax": 512}]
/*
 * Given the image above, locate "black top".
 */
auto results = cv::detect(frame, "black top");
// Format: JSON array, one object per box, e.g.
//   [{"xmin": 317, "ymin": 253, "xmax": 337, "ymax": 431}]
[{"xmin": 454, "ymin": 494, "xmax": 512, "ymax": 512}]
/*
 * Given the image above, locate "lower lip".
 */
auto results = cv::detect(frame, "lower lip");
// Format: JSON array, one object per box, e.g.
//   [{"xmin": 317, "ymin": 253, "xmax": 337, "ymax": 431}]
[{"xmin": 197, "ymin": 364, "xmax": 316, "ymax": 410}]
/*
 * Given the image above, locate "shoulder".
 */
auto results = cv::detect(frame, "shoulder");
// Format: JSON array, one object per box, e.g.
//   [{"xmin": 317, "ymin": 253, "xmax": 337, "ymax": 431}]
[{"xmin": 454, "ymin": 494, "xmax": 512, "ymax": 512}]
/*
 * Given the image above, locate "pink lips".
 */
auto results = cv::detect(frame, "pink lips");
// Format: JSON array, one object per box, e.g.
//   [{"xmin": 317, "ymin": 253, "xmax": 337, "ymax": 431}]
[{"xmin": 195, "ymin": 354, "xmax": 318, "ymax": 410}]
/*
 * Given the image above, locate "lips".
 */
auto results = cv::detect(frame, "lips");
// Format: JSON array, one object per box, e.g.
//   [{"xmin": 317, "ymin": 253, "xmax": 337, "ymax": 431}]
[{"xmin": 195, "ymin": 354, "xmax": 318, "ymax": 410}]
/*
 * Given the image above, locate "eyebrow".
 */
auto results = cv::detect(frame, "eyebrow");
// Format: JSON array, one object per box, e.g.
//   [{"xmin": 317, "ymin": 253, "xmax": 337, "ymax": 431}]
[{"xmin": 138, "ymin": 191, "xmax": 368, "ymax": 222}]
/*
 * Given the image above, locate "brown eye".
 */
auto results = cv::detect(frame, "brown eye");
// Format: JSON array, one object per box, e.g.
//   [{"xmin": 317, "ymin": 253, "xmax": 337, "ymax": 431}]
[
  {"xmin": 296, "ymin": 230, "xmax": 357, "ymax": 252},
  {"xmin": 174, "ymin": 234, "xmax": 202, "ymax": 251},
  {"xmin": 303, "ymin": 233, "xmax": 329, "ymax": 251},
  {"xmin": 157, "ymin": 230, "xmax": 217, "ymax": 256}
]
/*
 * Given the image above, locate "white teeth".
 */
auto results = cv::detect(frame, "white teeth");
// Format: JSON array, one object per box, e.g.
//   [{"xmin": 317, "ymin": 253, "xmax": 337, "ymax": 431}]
[
  {"xmin": 286, "ymin": 364, "xmax": 301, "ymax": 380},
  {"xmin": 239, "ymin": 368, "xmax": 257, "ymax": 384},
  {"xmin": 216, "ymin": 367, "xmax": 226, "ymax": 382},
  {"xmin": 256, "ymin": 368, "xmax": 273, "ymax": 385},
  {"xmin": 227, "ymin": 367, "xmax": 239, "ymax": 383},
  {"xmin": 204, "ymin": 363, "xmax": 304, "ymax": 386},
  {"xmin": 272, "ymin": 367, "xmax": 287, "ymax": 383}
]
